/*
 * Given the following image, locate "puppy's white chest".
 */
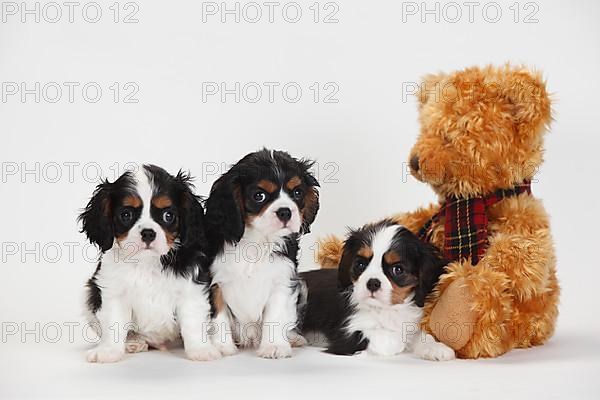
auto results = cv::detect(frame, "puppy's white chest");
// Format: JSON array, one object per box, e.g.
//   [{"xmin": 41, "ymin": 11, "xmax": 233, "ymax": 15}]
[
  {"xmin": 224, "ymin": 265, "xmax": 271, "ymax": 322},
  {"xmin": 130, "ymin": 266, "xmax": 182, "ymax": 339},
  {"xmin": 213, "ymin": 244, "xmax": 294, "ymax": 324},
  {"xmin": 99, "ymin": 258, "xmax": 183, "ymax": 342},
  {"xmin": 374, "ymin": 308, "xmax": 413, "ymax": 331}
]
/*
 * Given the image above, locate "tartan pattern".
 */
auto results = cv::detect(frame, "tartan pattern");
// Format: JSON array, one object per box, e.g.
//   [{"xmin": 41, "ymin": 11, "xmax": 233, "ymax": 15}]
[{"xmin": 417, "ymin": 181, "xmax": 531, "ymax": 265}]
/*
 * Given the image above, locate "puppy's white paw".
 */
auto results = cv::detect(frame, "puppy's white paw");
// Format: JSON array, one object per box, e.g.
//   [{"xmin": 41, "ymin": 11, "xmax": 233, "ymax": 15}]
[
  {"xmin": 257, "ymin": 343, "xmax": 292, "ymax": 359},
  {"xmin": 415, "ymin": 341, "xmax": 455, "ymax": 361},
  {"xmin": 238, "ymin": 335, "xmax": 260, "ymax": 349},
  {"xmin": 368, "ymin": 343, "xmax": 405, "ymax": 357},
  {"xmin": 186, "ymin": 345, "xmax": 223, "ymax": 361},
  {"xmin": 289, "ymin": 333, "xmax": 308, "ymax": 348},
  {"xmin": 367, "ymin": 333, "xmax": 405, "ymax": 357},
  {"xmin": 87, "ymin": 346, "xmax": 125, "ymax": 363},
  {"xmin": 215, "ymin": 342, "xmax": 238, "ymax": 357},
  {"xmin": 125, "ymin": 340, "xmax": 149, "ymax": 353}
]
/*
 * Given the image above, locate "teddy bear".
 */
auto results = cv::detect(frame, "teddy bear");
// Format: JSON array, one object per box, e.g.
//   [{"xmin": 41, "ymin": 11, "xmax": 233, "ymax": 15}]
[{"xmin": 318, "ymin": 65, "xmax": 560, "ymax": 359}]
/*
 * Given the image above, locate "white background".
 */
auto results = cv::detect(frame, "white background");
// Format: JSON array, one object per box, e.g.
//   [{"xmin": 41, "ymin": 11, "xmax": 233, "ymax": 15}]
[{"xmin": 1, "ymin": 0, "xmax": 599, "ymax": 398}]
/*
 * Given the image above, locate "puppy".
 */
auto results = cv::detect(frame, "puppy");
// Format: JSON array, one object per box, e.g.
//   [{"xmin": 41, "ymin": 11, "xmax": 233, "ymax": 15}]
[
  {"xmin": 80, "ymin": 165, "xmax": 220, "ymax": 362},
  {"xmin": 301, "ymin": 219, "xmax": 455, "ymax": 360},
  {"xmin": 205, "ymin": 149, "xmax": 319, "ymax": 358}
]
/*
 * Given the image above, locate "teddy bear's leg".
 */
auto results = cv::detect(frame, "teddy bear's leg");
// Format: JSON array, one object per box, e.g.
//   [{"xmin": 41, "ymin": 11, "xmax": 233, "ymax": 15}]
[
  {"xmin": 511, "ymin": 269, "xmax": 560, "ymax": 348},
  {"xmin": 423, "ymin": 260, "xmax": 514, "ymax": 359},
  {"xmin": 432, "ymin": 237, "xmax": 559, "ymax": 358},
  {"xmin": 484, "ymin": 198, "xmax": 560, "ymax": 349}
]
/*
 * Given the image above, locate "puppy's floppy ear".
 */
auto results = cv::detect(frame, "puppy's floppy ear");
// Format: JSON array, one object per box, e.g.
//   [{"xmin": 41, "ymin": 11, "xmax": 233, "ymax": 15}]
[
  {"xmin": 300, "ymin": 159, "xmax": 320, "ymax": 234},
  {"xmin": 414, "ymin": 242, "xmax": 447, "ymax": 307},
  {"xmin": 174, "ymin": 170, "xmax": 207, "ymax": 249},
  {"xmin": 337, "ymin": 231, "xmax": 359, "ymax": 290},
  {"xmin": 205, "ymin": 169, "xmax": 245, "ymax": 244},
  {"xmin": 78, "ymin": 180, "xmax": 114, "ymax": 253}
]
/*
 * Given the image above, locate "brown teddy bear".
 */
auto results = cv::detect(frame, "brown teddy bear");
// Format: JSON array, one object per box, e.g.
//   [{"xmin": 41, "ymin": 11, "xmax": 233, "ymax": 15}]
[{"xmin": 318, "ymin": 65, "xmax": 560, "ymax": 359}]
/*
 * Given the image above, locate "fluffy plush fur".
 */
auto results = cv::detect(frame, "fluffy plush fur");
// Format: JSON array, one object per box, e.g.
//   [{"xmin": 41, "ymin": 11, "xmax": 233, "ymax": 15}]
[
  {"xmin": 301, "ymin": 220, "xmax": 454, "ymax": 360},
  {"xmin": 318, "ymin": 65, "xmax": 560, "ymax": 359},
  {"xmin": 205, "ymin": 149, "xmax": 319, "ymax": 359},
  {"xmin": 80, "ymin": 165, "xmax": 219, "ymax": 363}
]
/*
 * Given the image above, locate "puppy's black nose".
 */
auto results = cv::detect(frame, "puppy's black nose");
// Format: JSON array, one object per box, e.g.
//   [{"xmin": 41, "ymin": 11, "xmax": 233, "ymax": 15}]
[
  {"xmin": 410, "ymin": 154, "xmax": 420, "ymax": 172},
  {"xmin": 276, "ymin": 207, "xmax": 292, "ymax": 223},
  {"xmin": 366, "ymin": 278, "xmax": 381, "ymax": 293},
  {"xmin": 141, "ymin": 229, "xmax": 156, "ymax": 245}
]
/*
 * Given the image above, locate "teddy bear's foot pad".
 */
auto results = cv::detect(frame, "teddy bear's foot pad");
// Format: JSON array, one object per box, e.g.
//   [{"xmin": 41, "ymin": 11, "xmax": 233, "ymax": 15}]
[{"xmin": 429, "ymin": 279, "xmax": 478, "ymax": 351}]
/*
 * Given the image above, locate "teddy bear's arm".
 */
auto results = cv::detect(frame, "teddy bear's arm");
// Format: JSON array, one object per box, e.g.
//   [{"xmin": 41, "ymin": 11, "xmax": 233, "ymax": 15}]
[
  {"xmin": 391, "ymin": 203, "xmax": 441, "ymax": 234},
  {"xmin": 485, "ymin": 197, "xmax": 557, "ymax": 302}
]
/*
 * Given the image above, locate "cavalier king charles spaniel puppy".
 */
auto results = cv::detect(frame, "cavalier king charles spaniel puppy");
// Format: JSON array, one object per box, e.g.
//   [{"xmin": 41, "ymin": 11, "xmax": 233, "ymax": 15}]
[
  {"xmin": 301, "ymin": 219, "xmax": 455, "ymax": 361},
  {"xmin": 79, "ymin": 165, "xmax": 220, "ymax": 363},
  {"xmin": 204, "ymin": 149, "xmax": 319, "ymax": 359}
]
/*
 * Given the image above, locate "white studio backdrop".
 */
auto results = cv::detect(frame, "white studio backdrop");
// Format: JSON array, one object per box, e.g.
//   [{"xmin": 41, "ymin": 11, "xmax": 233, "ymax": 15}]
[{"xmin": 0, "ymin": 0, "xmax": 599, "ymax": 399}]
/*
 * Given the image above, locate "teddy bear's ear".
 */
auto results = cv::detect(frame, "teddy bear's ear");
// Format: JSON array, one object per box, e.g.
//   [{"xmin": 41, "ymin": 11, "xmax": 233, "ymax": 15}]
[
  {"xmin": 500, "ymin": 66, "xmax": 552, "ymax": 138},
  {"xmin": 417, "ymin": 73, "xmax": 447, "ymax": 107}
]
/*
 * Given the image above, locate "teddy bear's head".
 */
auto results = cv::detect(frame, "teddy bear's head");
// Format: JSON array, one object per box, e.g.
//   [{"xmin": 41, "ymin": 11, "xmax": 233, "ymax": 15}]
[{"xmin": 408, "ymin": 65, "xmax": 552, "ymax": 198}]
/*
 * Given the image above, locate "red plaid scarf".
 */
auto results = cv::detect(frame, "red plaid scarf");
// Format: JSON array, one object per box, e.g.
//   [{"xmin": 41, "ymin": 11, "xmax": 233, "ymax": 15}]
[{"xmin": 417, "ymin": 181, "xmax": 532, "ymax": 265}]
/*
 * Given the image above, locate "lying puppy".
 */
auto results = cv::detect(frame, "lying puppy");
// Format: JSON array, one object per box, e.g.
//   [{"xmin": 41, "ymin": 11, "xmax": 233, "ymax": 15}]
[
  {"xmin": 205, "ymin": 149, "xmax": 319, "ymax": 359},
  {"xmin": 301, "ymin": 219, "xmax": 455, "ymax": 360},
  {"xmin": 80, "ymin": 165, "xmax": 219, "ymax": 362}
]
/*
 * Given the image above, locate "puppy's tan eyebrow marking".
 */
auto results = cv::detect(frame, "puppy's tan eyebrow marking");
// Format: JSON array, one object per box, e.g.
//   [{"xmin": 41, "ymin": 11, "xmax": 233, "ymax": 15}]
[
  {"xmin": 257, "ymin": 180, "xmax": 278, "ymax": 194},
  {"xmin": 122, "ymin": 195, "xmax": 142, "ymax": 208},
  {"xmin": 384, "ymin": 251, "xmax": 401, "ymax": 265},
  {"xmin": 152, "ymin": 195, "xmax": 172, "ymax": 208},
  {"xmin": 286, "ymin": 176, "xmax": 302, "ymax": 190},
  {"xmin": 357, "ymin": 246, "xmax": 373, "ymax": 259}
]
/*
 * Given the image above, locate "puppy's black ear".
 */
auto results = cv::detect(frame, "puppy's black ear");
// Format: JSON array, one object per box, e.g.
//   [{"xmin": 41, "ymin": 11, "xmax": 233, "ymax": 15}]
[
  {"xmin": 175, "ymin": 170, "xmax": 207, "ymax": 249},
  {"xmin": 300, "ymin": 160, "xmax": 320, "ymax": 234},
  {"xmin": 78, "ymin": 180, "xmax": 114, "ymax": 253},
  {"xmin": 337, "ymin": 232, "xmax": 359, "ymax": 290},
  {"xmin": 414, "ymin": 243, "xmax": 447, "ymax": 307},
  {"xmin": 205, "ymin": 169, "xmax": 245, "ymax": 244}
]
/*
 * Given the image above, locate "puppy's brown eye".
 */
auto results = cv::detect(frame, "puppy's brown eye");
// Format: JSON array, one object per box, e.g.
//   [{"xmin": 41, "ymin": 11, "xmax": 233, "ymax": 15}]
[
  {"xmin": 354, "ymin": 260, "xmax": 367, "ymax": 274},
  {"xmin": 162, "ymin": 210, "xmax": 175, "ymax": 224},
  {"xmin": 119, "ymin": 209, "xmax": 133, "ymax": 224},
  {"xmin": 390, "ymin": 265, "xmax": 404, "ymax": 277},
  {"xmin": 292, "ymin": 187, "xmax": 304, "ymax": 200},
  {"xmin": 252, "ymin": 190, "xmax": 267, "ymax": 203}
]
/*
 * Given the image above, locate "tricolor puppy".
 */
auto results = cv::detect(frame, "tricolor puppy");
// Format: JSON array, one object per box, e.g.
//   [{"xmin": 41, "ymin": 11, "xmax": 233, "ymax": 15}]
[
  {"xmin": 301, "ymin": 220, "xmax": 455, "ymax": 360},
  {"xmin": 205, "ymin": 149, "xmax": 319, "ymax": 359},
  {"xmin": 80, "ymin": 165, "xmax": 220, "ymax": 363}
]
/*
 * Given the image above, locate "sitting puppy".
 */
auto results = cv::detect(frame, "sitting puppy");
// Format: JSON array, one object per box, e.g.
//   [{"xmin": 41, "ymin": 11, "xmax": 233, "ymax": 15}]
[
  {"xmin": 80, "ymin": 165, "xmax": 220, "ymax": 362},
  {"xmin": 301, "ymin": 220, "xmax": 455, "ymax": 360},
  {"xmin": 205, "ymin": 149, "xmax": 320, "ymax": 359}
]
